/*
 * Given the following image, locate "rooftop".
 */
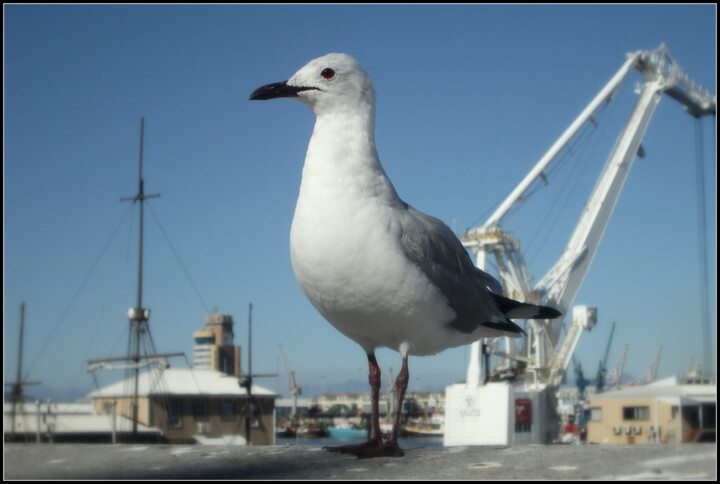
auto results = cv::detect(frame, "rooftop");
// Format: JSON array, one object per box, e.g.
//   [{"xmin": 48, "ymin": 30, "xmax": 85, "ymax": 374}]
[
  {"xmin": 87, "ymin": 368, "xmax": 276, "ymax": 399},
  {"xmin": 589, "ymin": 374, "xmax": 716, "ymax": 404},
  {"xmin": 4, "ymin": 402, "xmax": 159, "ymax": 436}
]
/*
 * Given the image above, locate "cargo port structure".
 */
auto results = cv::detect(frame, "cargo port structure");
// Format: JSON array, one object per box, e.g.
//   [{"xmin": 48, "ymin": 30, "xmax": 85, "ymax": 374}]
[{"xmin": 445, "ymin": 44, "xmax": 715, "ymax": 445}]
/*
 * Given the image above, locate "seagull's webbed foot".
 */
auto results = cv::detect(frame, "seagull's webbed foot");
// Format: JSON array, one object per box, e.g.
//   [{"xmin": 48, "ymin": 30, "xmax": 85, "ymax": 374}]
[
  {"xmin": 356, "ymin": 440, "xmax": 405, "ymax": 459},
  {"xmin": 323, "ymin": 437, "xmax": 384, "ymax": 456},
  {"xmin": 324, "ymin": 438, "xmax": 405, "ymax": 459}
]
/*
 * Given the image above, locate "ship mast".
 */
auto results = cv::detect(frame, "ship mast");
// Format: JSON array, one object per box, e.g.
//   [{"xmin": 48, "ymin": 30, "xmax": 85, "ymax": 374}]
[
  {"xmin": 119, "ymin": 118, "xmax": 160, "ymax": 435},
  {"xmin": 86, "ymin": 119, "xmax": 185, "ymax": 440},
  {"xmin": 5, "ymin": 302, "xmax": 41, "ymax": 440}
]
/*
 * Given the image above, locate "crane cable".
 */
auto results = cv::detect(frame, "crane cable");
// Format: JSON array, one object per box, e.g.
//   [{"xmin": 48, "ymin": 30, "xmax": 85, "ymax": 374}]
[{"xmin": 694, "ymin": 116, "xmax": 713, "ymax": 375}]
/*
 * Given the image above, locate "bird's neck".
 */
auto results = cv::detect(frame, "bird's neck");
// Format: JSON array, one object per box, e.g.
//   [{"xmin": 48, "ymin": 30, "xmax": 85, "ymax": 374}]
[{"xmin": 300, "ymin": 110, "xmax": 400, "ymax": 203}]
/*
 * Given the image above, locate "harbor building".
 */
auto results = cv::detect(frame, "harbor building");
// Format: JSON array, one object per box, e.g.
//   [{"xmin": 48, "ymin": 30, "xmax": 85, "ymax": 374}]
[
  {"xmin": 88, "ymin": 367, "xmax": 277, "ymax": 444},
  {"xmin": 3, "ymin": 401, "xmax": 161, "ymax": 443},
  {"xmin": 313, "ymin": 390, "xmax": 444, "ymax": 417},
  {"xmin": 193, "ymin": 313, "xmax": 241, "ymax": 377},
  {"xmin": 586, "ymin": 373, "xmax": 716, "ymax": 444}
]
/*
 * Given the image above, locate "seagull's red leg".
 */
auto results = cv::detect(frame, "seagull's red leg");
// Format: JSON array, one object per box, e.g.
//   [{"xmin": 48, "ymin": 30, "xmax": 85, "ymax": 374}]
[
  {"xmin": 324, "ymin": 351, "xmax": 384, "ymax": 455},
  {"xmin": 355, "ymin": 353, "xmax": 407, "ymax": 458},
  {"xmin": 388, "ymin": 353, "xmax": 409, "ymax": 447},
  {"xmin": 367, "ymin": 351, "xmax": 383, "ymax": 441}
]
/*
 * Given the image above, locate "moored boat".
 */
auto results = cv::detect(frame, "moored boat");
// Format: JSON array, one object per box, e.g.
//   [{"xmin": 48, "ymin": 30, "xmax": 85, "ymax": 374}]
[{"xmin": 328, "ymin": 426, "xmax": 368, "ymax": 438}]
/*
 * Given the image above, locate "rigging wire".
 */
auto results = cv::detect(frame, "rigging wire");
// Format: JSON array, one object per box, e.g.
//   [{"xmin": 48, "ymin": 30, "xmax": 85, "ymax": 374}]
[
  {"xmin": 465, "ymin": 92, "xmax": 617, "ymax": 233},
  {"xmin": 146, "ymin": 200, "xmax": 211, "ymax": 314},
  {"xmin": 22, "ymin": 203, "xmax": 134, "ymax": 383},
  {"xmin": 69, "ymin": 196, "xmax": 212, "ymax": 442},
  {"xmin": 522, "ymin": 120, "xmax": 594, "ymax": 259},
  {"xmin": 71, "ymin": 201, "xmax": 137, "ymax": 392}
]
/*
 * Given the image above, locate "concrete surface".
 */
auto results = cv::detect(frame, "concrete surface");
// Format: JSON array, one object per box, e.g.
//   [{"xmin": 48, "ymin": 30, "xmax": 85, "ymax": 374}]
[{"xmin": 3, "ymin": 442, "xmax": 716, "ymax": 480}]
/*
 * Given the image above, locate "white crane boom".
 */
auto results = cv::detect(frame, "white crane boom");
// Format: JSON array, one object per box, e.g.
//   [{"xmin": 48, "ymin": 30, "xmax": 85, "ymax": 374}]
[
  {"xmin": 461, "ymin": 44, "xmax": 715, "ymax": 388},
  {"xmin": 481, "ymin": 51, "xmax": 642, "ymax": 229},
  {"xmin": 541, "ymin": 76, "xmax": 664, "ymax": 344},
  {"xmin": 279, "ymin": 343, "xmax": 301, "ymax": 420}
]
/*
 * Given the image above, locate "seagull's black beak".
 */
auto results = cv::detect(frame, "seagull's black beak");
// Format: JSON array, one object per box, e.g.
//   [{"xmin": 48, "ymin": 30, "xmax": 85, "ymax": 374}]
[{"xmin": 249, "ymin": 81, "xmax": 318, "ymax": 101}]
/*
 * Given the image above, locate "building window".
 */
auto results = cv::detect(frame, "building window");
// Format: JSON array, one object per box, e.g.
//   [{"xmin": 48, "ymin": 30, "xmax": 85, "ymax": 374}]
[
  {"xmin": 623, "ymin": 406, "xmax": 649, "ymax": 421},
  {"xmin": 103, "ymin": 401, "xmax": 114, "ymax": 415},
  {"xmin": 168, "ymin": 400, "xmax": 182, "ymax": 428},
  {"xmin": 249, "ymin": 401, "xmax": 260, "ymax": 428},
  {"xmin": 192, "ymin": 400, "xmax": 208, "ymax": 420},
  {"xmin": 221, "ymin": 401, "xmax": 235, "ymax": 421},
  {"xmin": 514, "ymin": 422, "xmax": 531, "ymax": 433},
  {"xmin": 588, "ymin": 407, "xmax": 602, "ymax": 421}
]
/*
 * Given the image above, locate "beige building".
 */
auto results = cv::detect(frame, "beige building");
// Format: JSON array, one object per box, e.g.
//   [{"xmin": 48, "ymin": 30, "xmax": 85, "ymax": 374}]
[
  {"xmin": 193, "ymin": 314, "xmax": 241, "ymax": 377},
  {"xmin": 314, "ymin": 390, "xmax": 444, "ymax": 416},
  {"xmin": 89, "ymin": 368, "xmax": 276, "ymax": 444},
  {"xmin": 586, "ymin": 374, "xmax": 715, "ymax": 445},
  {"xmin": 4, "ymin": 401, "xmax": 161, "ymax": 443}
]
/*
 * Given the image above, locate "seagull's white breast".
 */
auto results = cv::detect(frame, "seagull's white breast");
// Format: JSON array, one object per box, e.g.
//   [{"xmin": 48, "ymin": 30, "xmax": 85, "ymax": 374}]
[{"xmin": 289, "ymin": 122, "xmax": 457, "ymax": 355}]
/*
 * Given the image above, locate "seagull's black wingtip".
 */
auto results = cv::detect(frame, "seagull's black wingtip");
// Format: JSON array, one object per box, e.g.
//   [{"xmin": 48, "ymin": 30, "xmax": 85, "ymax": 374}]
[
  {"xmin": 538, "ymin": 307, "xmax": 562, "ymax": 319},
  {"xmin": 480, "ymin": 319, "xmax": 527, "ymax": 336}
]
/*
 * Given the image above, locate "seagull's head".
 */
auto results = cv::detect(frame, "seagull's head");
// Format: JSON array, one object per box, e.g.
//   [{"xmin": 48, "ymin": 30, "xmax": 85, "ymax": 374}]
[{"xmin": 249, "ymin": 53, "xmax": 375, "ymax": 116}]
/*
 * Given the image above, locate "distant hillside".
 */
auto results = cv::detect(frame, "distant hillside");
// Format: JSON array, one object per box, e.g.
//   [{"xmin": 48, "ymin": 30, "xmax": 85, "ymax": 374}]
[{"xmin": 4, "ymin": 384, "xmax": 91, "ymax": 404}]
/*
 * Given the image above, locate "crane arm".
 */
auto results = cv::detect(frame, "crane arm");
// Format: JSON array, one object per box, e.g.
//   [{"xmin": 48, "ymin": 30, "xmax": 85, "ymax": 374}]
[
  {"xmin": 481, "ymin": 52, "xmax": 642, "ymax": 229},
  {"xmin": 461, "ymin": 44, "xmax": 714, "ymax": 390},
  {"xmin": 635, "ymin": 44, "xmax": 716, "ymax": 117},
  {"xmin": 595, "ymin": 321, "xmax": 616, "ymax": 392},
  {"xmin": 540, "ymin": 44, "xmax": 715, "ymax": 379},
  {"xmin": 279, "ymin": 344, "xmax": 301, "ymax": 396},
  {"xmin": 538, "ymin": 76, "xmax": 666, "ymax": 340}
]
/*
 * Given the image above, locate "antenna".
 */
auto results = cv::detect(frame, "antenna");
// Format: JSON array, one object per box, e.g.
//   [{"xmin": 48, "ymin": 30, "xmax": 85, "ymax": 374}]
[
  {"xmin": 5, "ymin": 302, "xmax": 41, "ymax": 440},
  {"xmin": 238, "ymin": 303, "xmax": 277, "ymax": 444}
]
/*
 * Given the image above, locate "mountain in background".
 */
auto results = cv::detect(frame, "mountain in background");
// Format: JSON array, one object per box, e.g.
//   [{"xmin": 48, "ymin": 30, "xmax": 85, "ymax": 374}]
[{"xmin": 4, "ymin": 384, "xmax": 92, "ymax": 404}]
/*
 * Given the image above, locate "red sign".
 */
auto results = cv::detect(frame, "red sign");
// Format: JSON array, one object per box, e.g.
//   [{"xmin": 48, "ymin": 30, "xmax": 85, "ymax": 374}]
[{"xmin": 515, "ymin": 398, "xmax": 532, "ymax": 423}]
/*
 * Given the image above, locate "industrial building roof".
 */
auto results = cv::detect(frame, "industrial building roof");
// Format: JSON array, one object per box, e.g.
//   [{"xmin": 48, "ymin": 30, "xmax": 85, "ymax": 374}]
[
  {"xmin": 87, "ymin": 368, "xmax": 277, "ymax": 399},
  {"xmin": 589, "ymin": 374, "xmax": 716, "ymax": 404},
  {"xmin": 4, "ymin": 402, "xmax": 159, "ymax": 435}
]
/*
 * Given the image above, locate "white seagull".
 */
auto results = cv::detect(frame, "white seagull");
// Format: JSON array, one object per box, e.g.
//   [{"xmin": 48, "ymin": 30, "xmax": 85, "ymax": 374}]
[{"xmin": 250, "ymin": 53, "xmax": 561, "ymax": 458}]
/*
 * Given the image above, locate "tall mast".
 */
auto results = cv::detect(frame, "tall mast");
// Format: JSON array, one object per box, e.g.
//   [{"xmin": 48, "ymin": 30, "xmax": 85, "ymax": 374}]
[
  {"xmin": 239, "ymin": 303, "xmax": 277, "ymax": 444},
  {"xmin": 15, "ymin": 302, "xmax": 25, "ymax": 404},
  {"xmin": 87, "ymin": 118, "xmax": 185, "ymax": 442},
  {"xmin": 11, "ymin": 303, "xmax": 26, "ymax": 438},
  {"xmin": 5, "ymin": 302, "xmax": 41, "ymax": 440},
  {"xmin": 120, "ymin": 118, "xmax": 160, "ymax": 436}
]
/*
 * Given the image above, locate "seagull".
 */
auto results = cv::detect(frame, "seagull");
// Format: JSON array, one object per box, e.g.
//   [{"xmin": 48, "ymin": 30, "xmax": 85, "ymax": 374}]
[{"xmin": 249, "ymin": 53, "xmax": 561, "ymax": 458}]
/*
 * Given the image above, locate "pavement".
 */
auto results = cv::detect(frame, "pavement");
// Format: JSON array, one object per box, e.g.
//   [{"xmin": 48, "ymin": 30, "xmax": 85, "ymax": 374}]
[{"xmin": 3, "ymin": 442, "xmax": 716, "ymax": 480}]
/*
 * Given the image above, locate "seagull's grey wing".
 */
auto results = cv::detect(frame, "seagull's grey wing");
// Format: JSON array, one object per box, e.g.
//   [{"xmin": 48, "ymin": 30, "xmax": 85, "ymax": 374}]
[{"xmin": 398, "ymin": 204, "xmax": 522, "ymax": 335}]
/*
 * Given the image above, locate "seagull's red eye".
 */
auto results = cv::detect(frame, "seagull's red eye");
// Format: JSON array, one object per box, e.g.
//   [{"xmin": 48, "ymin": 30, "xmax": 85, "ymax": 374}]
[{"xmin": 321, "ymin": 68, "xmax": 336, "ymax": 80}]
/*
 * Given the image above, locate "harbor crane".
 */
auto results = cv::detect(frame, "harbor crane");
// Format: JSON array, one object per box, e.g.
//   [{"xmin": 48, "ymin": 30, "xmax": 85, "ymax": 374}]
[
  {"xmin": 573, "ymin": 320, "xmax": 616, "ymax": 400},
  {"xmin": 279, "ymin": 343, "xmax": 302, "ymax": 420},
  {"xmin": 604, "ymin": 343, "xmax": 629, "ymax": 389},
  {"xmin": 595, "ymin": 321, "xmax": 616, "ymax": 394},
  {"xmin": 459, "ymin": 43, "xmax": 715, "ymax": 389},
  {"xmin": 445, "ymin": 44, "xmax": 715, "ymax": 445},
  {"xmin": 629, "ymin": 345, "xmax": 663, "ymax": 386},
  {"xmin": 571, "ymin": 320, "xmax": 616, "ymax": 427}
]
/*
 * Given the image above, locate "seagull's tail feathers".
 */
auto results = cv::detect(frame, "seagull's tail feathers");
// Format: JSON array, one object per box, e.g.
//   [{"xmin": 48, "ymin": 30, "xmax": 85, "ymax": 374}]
[
  {"xmin": 490, "ymin": 293, "xmax": 562, "ymax": 320},
  {"xmin": 480, "ymin": 318, "xmax": 526, "ymax": 336}
]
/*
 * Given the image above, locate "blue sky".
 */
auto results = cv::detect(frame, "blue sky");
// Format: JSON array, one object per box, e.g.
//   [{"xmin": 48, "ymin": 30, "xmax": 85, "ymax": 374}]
[{"xmin": 4, "ymin": 4, "xmax": 716, "ymax": 400}]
